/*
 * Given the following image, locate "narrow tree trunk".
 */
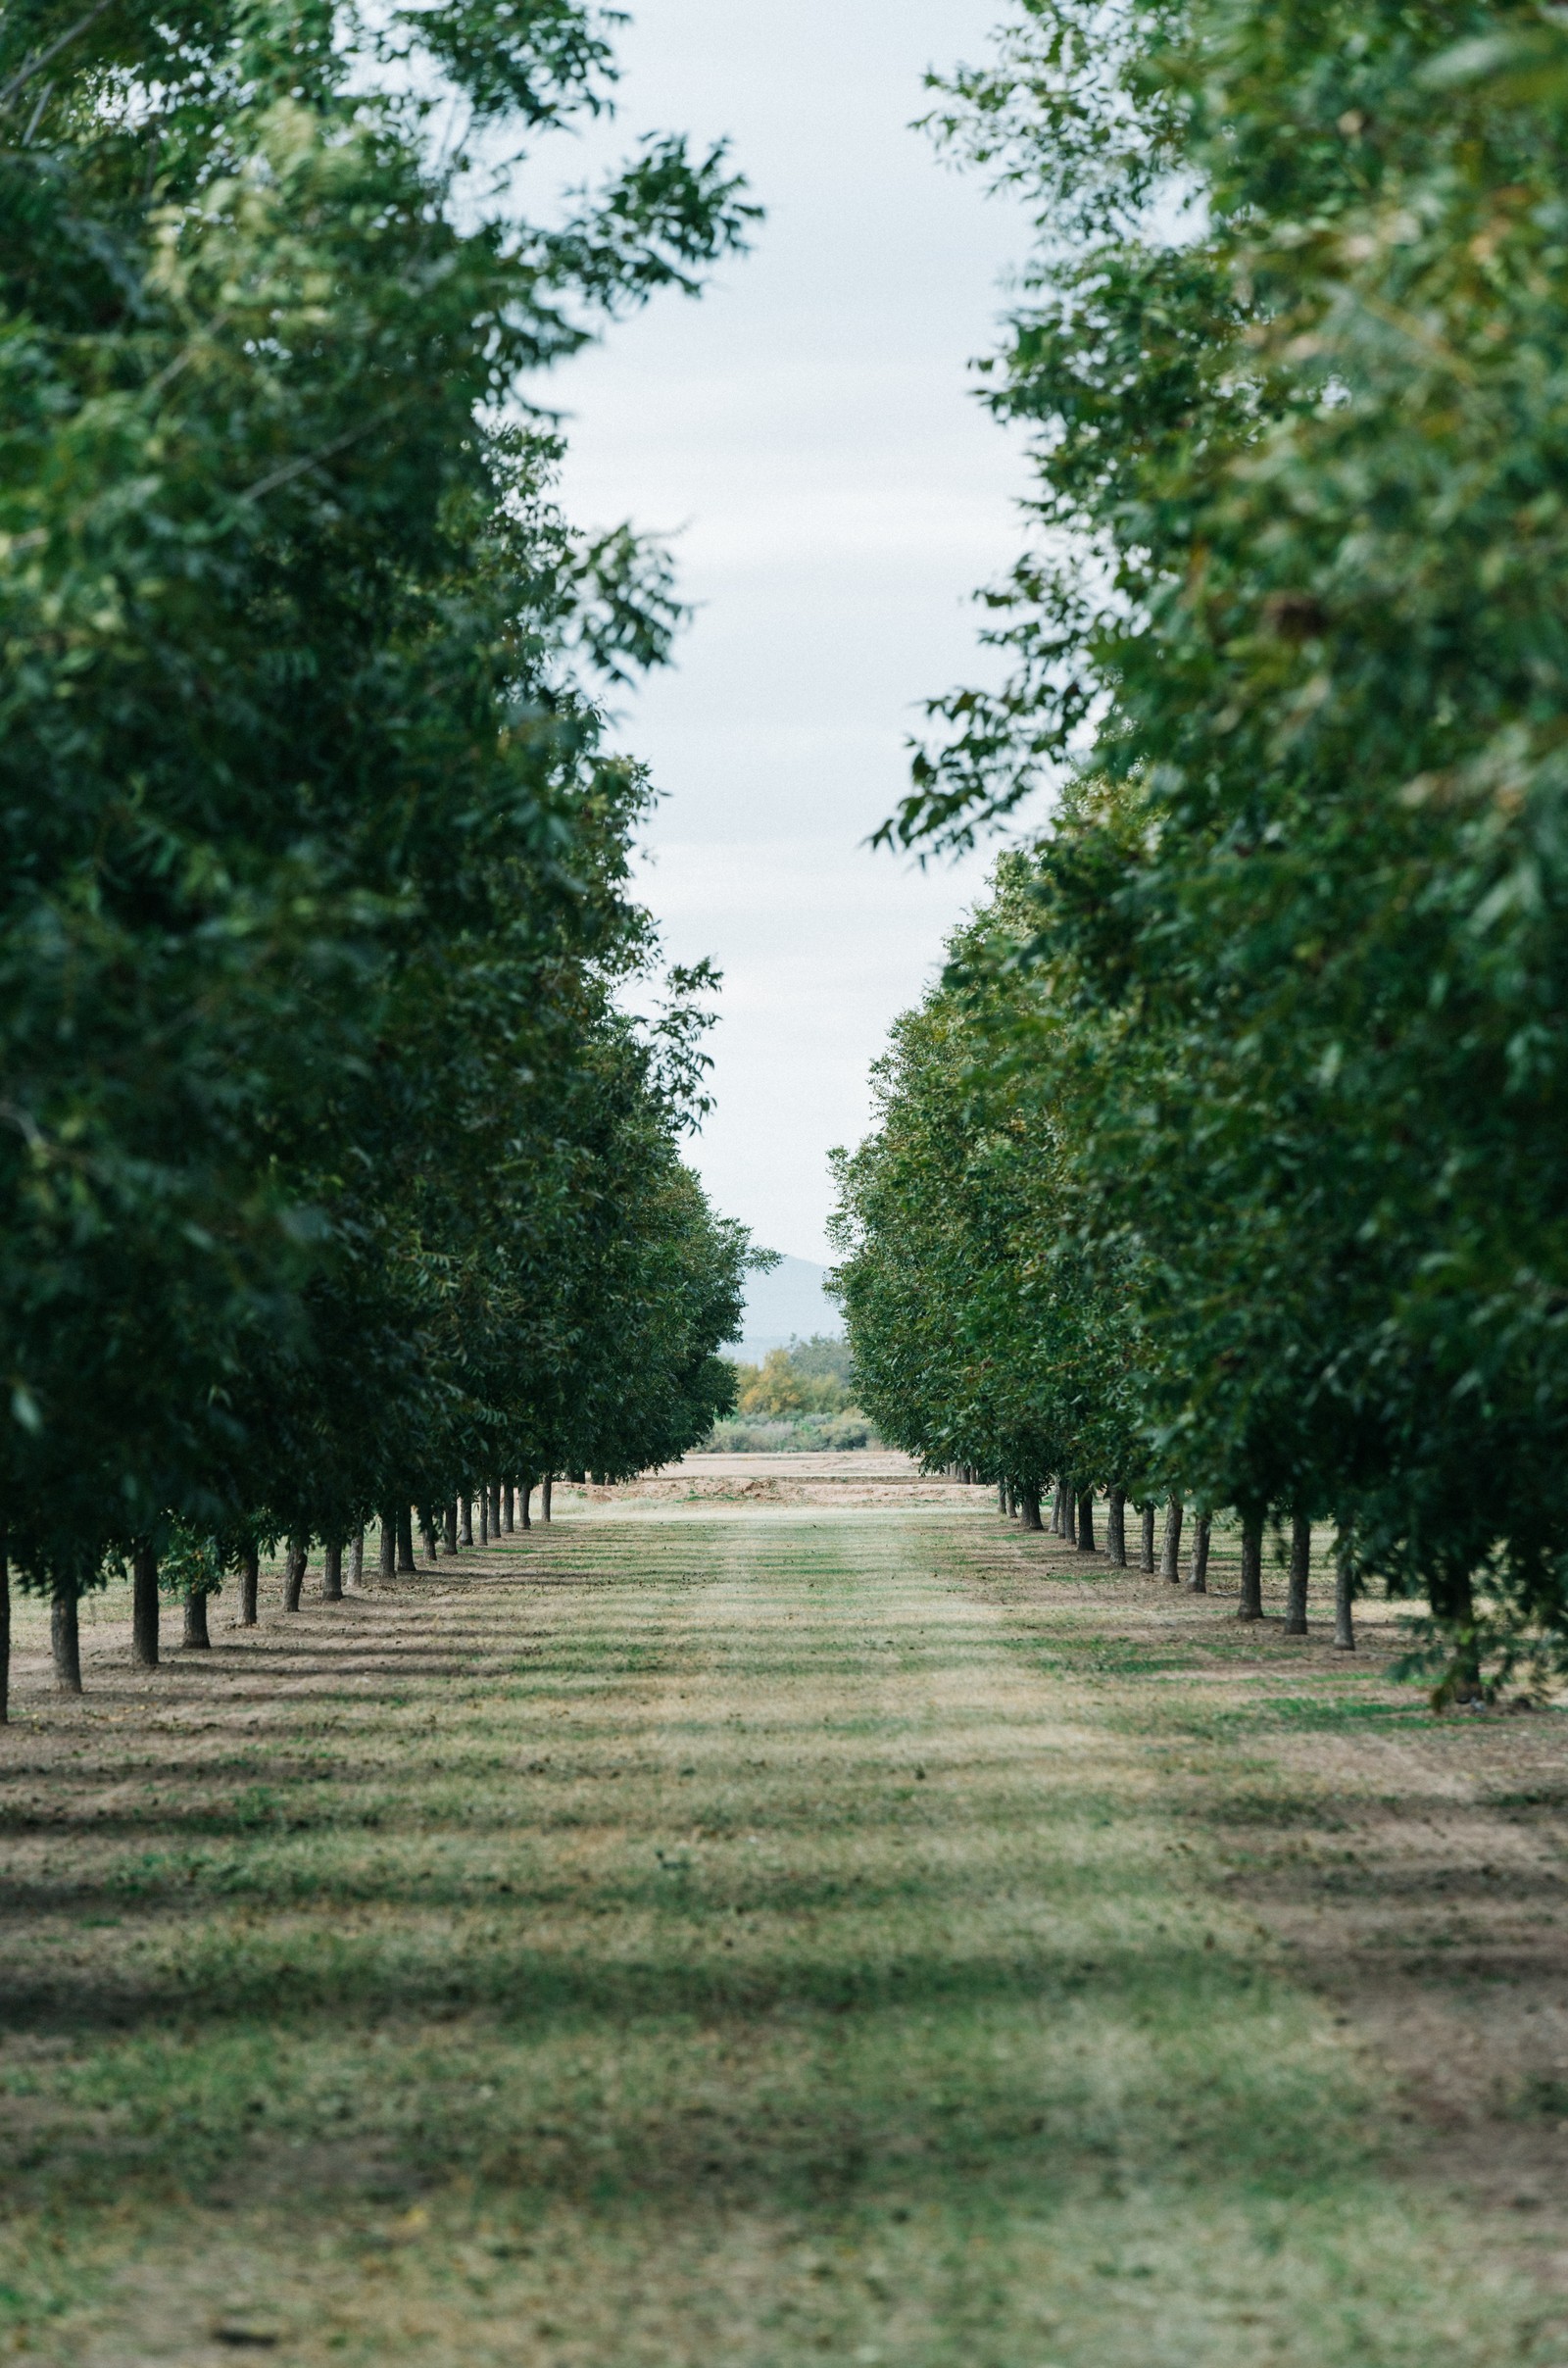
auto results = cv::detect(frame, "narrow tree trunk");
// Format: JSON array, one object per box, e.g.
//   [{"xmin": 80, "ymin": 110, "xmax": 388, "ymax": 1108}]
[
  {"xmin": 1334, "ymin": 1525, "xmax": 1356, "ymax": 1652},
  {"xmin": 1159, "ymin": 1497, "xmax": 1184, "ymax": 1585},
  {"xmin": 0, "ymin": 1537, "xmax": 10, "ymax": 1724},
  {"xmin": 1051, "ymin": 1481, "xmax": 1065, "ymax": 1535},
  {"xmin": 1077, "ymin": 1490, "xmax": 1096, "ymax": 1553},
  {"xmin": 284, "ymin": 1538, "xmax": 307, "ymax": 1613},
  {"xmin": 504, "ymin": 1485, "xmax": 514, "ymax": 1534},
  {"xmin": 1285, "ymin": 1507, "xmax": 1311, "ymax": 1635},
  {"xmin": 1005, "ymin": 1481, "xmax": 1018, "ymax": 1518},
  {"xmin": 460, "ymin": 1496, "xmax": 473, "ymax": 1547},
  {"xmin": 379, "ymin": 1510, "xmax": 397, "ymax": 1581},
  {"xmin": 1019, "ymin": 1483, "xmax": 1044, "ymax": 1532},
  {"xmin": 132, "ymin": 1545, "xmax": 160, "ymax": 1669},
  {"xmin": 489, "ymin": 1482, "xmax": 503, "ymax": 1535},
  {"xmin": 479, "ymin": 1490, "xmax": 489, "ymax": 1545},
  {"xmin": 240, "ymin": 1546, "xmax": 260, "ymax": 1627},
  {"xmin": 349, "ymin": 1530, "xmax": 364, "ymax": 1588},
  {"xmin": 518, "ymin": 1476, "xmax": 533, "ymax": 1531},
  {"xmin": 1062, "ymin": 1483, "xmax": 1078, "ymax": 1546},
  {"xmin": 541, "ymin": 1475, "xmax": 553, "ymax": 1524},
  {"xmin": 443, "ymin": 1502, "xmax": 458, "ymax": 1554},
  {"xmin": 997, "ymin": 1479, "xmax": 1007, "ymax": 1515},
  {"xmin": 52, "ymin": 1585, "xmax": 81, "ymax": 1695},
  {"xmin": 183, "ymin": 1590, "xmax": 211, "ymax": 1650},
  {"xmin": 1106, "ymin": 1487, "xmax": 1127, "ymax": 1568},
  {"xmin": 1140, "ymin": 1505, "xmax": 1156, "ymax": 1574},
  {"xmin": 321, "ymin": 1544, "xmax": 343, "ymax": 1603},
  {"xmin": 396, "ymin": 1506, "xmax": 416, "ymax": 1575},
  {"xmin": 1188, "ymin": 1513, "xmax": 1211, "ymax": 1594},
  {"xmin": 1238, "ymin": 1513, "xmax": 1264, "ymax": 1620},
  {"xmin": 419, "ymin": 1514, "xmax": 438, "ymax": 1567}
]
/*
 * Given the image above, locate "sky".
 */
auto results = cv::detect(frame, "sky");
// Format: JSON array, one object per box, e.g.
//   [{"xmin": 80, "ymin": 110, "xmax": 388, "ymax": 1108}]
[{"xmin": 546, "ymin": 1, "xmax": 1032, "ymax": 1264}]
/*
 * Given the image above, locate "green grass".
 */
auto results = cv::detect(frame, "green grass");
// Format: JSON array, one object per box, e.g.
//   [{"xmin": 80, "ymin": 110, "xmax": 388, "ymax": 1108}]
[{"xmin": 0, "ymin": 1508, "xmax": 1561, "ymax": 2363}]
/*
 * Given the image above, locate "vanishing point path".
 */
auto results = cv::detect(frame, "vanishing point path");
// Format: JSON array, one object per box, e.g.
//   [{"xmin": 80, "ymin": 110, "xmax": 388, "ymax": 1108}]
[{"xmin": 4, "ymin": 1494, "xmax": 1568, "ymax": 2364}]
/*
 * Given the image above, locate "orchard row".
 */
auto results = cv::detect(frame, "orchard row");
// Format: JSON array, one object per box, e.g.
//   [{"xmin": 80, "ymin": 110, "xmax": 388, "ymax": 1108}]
[{"xmin": 0, "ymin": 0, "xmax": 759, "ymax": 1715}]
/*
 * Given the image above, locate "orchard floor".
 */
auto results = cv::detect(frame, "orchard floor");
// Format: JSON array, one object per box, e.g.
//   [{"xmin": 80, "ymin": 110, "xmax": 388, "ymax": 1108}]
[{"xmin": 5, "ymin": 1485, "xmax": 1568, "ymax": 2363}]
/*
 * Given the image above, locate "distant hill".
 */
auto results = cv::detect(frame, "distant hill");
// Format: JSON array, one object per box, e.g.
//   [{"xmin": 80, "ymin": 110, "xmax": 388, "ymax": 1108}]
[{"xmin": 727, "ymin": 1255, "xmax": 844, "ymax": 1361}]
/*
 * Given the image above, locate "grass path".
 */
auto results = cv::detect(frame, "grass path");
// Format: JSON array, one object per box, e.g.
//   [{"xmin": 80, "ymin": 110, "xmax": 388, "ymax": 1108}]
[{"xmin": 2, "ymin": 1505, "xmax": 1566, "ymax": 2364}]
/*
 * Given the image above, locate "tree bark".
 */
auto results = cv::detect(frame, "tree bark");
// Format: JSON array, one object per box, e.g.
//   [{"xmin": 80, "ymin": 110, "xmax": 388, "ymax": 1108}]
[
  {"xmin": 396, "ymin": 1505, "xmax": 416, "ymax": 1575},
  {"xmin": 322, "ymin": 1544, "xmax": 343, "ymax": 1603},
  {"xmin": 1238, "ymin": 1513, "xmax": 1264, "ymax": 1620},
  {"xmin": 52, "ymin": 1585, "xmax": 81, "ymax": 1695},
  {"xmin": 1285, "ymin": 1507, "xmax": 1311, "ymax": 1634},
  {"xmin": 240, "ymin": 1547, "xmax": 260, "ymax": 1626},
  {"xmin": 997, "ymin": 1479, "xmax": 1007, "ymax": 1515},
  {"xmin": 1062, "ymin": 1483, "xmax": 1078, "ymax": 1546},
  {"xmin": 183, "ymin": 1591, "xmax": 211, "ymax": 1650},
  {"xmin": 1019, "ymin": 1483, "xmax": 1044, "ymax": 1532},
  {"xmin": 419, "ymin": 1514, "xmax": 438, "ymax": 1567},
  {"xmin": 541, "ymin": 1475, "xmax": 553, "ymax": 1524},
  {"xmin": 489, "ymin": 1482, "xmax": 503, "ymax": 1535},
  {"xmin": 504, "ymin": 1484, "xmax": 514, "ymax": 1534},
  {"xmin": 379, "ymin": 1510, "xmax": 397, "ymax": 1581},
  {"xmin": 1159, "ymin": 1497, "xmax": 1184, "ymax": 1585},
  {"xmin": 284, "ymin": 1538, "xmax": 307, "ymax": 1613},
  {"xmin": 1334, "ymin": 1525, "xmax": 1356, "ymax": 1652},
  {"xmin": 1105, "ymin": 1487, "xmax": 1127, "ymax": 1567},
  {"xmin": 0, "ymin": 1536, "xmax": 9, "ymax": 1724},
  {"xmin": 1188, "ymin": 1513, "xmax": 1211, "ymax": 1594},
  {"xmin": 460, "ymin": 1496, "xmax": 473, "ymax": 1547},
  {"xmin": 1077, "ymin": 1490, "xmax": 1097, "ymax": 1553},
  {"xmin": 442, "ymin": 1502, "xmax": 458, "ymax": 1554},
  {"xmin": 1140, "ymin": 1505, "xmax": 1156, "ymax": 1574},
  {"xmin": 349, "ymin": 1530, "xmax": 364, "ymax": 1588},
  {"xmin": 518, "ymin": 1476, "xmax": 533, "ymax": 1531},
  {"xmin": 479, "ymin": 1489, "xmax": 489, "ymax": 1545},
  {"xmin": 132, "ymin": 1545, "xmax": 160, "ymax": 1669},
  {"xmin": 1051, "ymin": 1481, "xmax": 1064, "ymax": 1535}
]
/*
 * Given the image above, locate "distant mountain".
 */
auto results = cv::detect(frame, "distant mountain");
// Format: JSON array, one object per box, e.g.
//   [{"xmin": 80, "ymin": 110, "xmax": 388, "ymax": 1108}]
[{"xmin": 726, "ymin": 1254, "xmax": 844, "ymax": 1360}]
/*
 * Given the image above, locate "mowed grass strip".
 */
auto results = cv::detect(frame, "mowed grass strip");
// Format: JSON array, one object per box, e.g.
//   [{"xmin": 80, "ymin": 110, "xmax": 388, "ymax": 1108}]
[{"xmin": 0, "ymin": 1509, "xmax": 1560, "ymax": 2365}]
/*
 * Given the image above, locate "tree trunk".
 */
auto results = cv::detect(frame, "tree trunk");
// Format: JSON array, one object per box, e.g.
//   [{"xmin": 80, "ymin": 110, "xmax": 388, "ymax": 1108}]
[
  {"xmin": 0, "ymin": 1537, "xmax": 9, "ymax": 1724},
  {"xmin": 1159, "ymin": 1497, "xmax": 1184, "ymax": 1585},
  {"xmin": 52, "ymin": 1585, "xmax": 81, "ymax": 1695},
  {"xmin": 1188, "ymin": 1513, "xmax": 1211, "ymax": 1594},
  {"xmin": 489, "ymin": 1482, "xmax": 503, "ymax": 1535},
  {"xmin": 1103, "ymin": 1488, "xmax": 1124, "ymax": 1568},
  {"xmin": 443, "ymin": 1502, "xmax": 458, "ymax": 1554},
  {"xmin": 419, "ymin": 1514, "xmax": 438, "ymax": 1567},
  {"xmin": 1140, "ymin": 1504, "xmax": 1156, "ymax": 1574},
  {"xmin": 322, "ymin": 1544, "xmax": 343, "ymax": 1603},
  {"xmin": 132, "ymin": 1545, "xmax": 160, "ymax": 1669},
  {"xmin": 284, "ymin": 1538, "xmax": 307, "ymax": 1613},
  {"xmin": 379, "ymin": 1510, "xmax": 397, "ymax": 1581},
  {"xmin": 397, "ymin": 1505, "xmax": 416, "ymax": 1574},
  {"xmin": 349, "ymin": 1530, "xmax": 364, "ymax": 1588},
  {"xmin": 479, "ymin": 1489, "xmax": 489, "ymax": 1545},
  {"xmin": 1238, "ymin": 1513, "xmax": 1264, "ymax": 1620},
  {"xmin": 1062, "ymin": 1483, "xmax": 1078, "ymax": 1546},
  {"xmin": 997, "ymin": 1479, "xmax": 1007, "ymax": 1515},
  {"xmin": 1334, "ymin": 1525, "xmax": 1356, "ymax": 1652},
  {"xmin": 183, "ymin": 1591, "xmax": 211, "ymax": 1650},
  {"xmin": 541, "ymin": 1475, "xmax": 553, "ymax": 1524},
  {"xmin": 460, "ymin": 1496, "xmax": 473, "ymax": 1547},
  {"xmin": 1019, "ymin": 1483, "xmax": 1044, "ymax": 1532},
  {"xmin": 504, "ymin": 1484, "xmax": 514, "ymax": 1534},
  {"xmin": 1077, "ymin": 1490, "xmax": 1097, "ymax": 1553},
  {"xmin": 1051, "ymin": 1481, "xmax": 1064, "ymax": 1535},
  {"xmin": 240, "ymin": 1547, "xmax": 260, "ymax": 1626},
  {"xmin": 518, "ymin": 1477, "xmax": 533, "ymax": 1531},
  {"xmin": 1285, "ymin": 1507, "xmax": 1310, "ymax": 1635}
]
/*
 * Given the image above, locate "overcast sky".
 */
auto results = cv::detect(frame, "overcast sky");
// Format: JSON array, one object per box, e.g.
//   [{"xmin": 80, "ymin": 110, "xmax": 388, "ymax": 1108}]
[{"xmin": 549, "ymin": 1, "xmax": 1030, "ymax": 1264}]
